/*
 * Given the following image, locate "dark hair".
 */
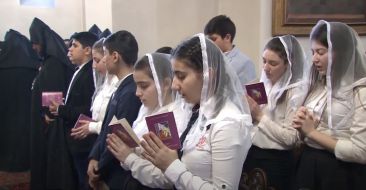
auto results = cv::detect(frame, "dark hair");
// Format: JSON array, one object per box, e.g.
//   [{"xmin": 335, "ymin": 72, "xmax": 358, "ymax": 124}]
[
  {"xmin": 204, "ymin": 15, "xmax": 236, "ymax": 43},
  {"xmin": 310, "ymin": 24, "xmax": 328, "ymax": 48},
  {"xmin": 264, "ymin": 37, "xmax": 288, "ymax": 64},
  {"xmin": 71, "ymin": 32, "xmax": 98, "ymax": 49},
  {"xmin": 171, "ymin": 37, "xmax": 202, "ymax": 72},
  {"xmin": 155, "ymin": 46, "xmax": 173, "ymax": 54},
  {"xmin": 92, "ymin": 38, "xmax": 104, "ymax": 54},
  {"xmin": 103, "ymin": 30, "xmax": 138, "ymax": 66},
  {"xmin": 134, "ymin": 56, "xmax": 153, "ymax": 78}
]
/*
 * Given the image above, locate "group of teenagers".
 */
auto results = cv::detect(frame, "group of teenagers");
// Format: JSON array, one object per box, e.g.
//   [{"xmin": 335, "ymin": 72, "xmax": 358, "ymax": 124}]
[{"xmin": 6, "ymin": 14, "xmax": 365, "ymax": 190}]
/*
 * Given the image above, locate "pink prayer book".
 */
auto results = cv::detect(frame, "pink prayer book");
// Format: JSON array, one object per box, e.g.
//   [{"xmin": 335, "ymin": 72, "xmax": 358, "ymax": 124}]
[
  {"xmin": 41, "ymin": 92, "xmax": 63, "ymax": 107},
  {"xmin": 145, "ymin": 112, "xmax": 180, "ymax": 150},
  {"xmin": 245, "ymin": 82, "xmax": 268, "ymax": 105},
  {"xmin": 74, "ymin": 114, "xmax": 94, "ymax": 128}
]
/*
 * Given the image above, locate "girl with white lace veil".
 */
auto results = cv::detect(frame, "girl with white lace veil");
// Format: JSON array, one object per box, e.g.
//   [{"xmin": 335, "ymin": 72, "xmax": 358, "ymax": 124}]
[
  {"xmin": 129, "ymin": 53, "xmax": 187, "ymax": 139},
  {"xmin": 243, "ymin": 35, "xmax": 308, "ymax": 190},
  {"xmin": 71, "ymin": 38, "xmax": 118, "ymax": 138},
  {"xmin": 293, "ymin": 20, "xmax": 366, "ymax": 190},
  {"xmin": 106, "ymin": 53, "xmax": 188, "ymax": 189},
  {"xmin": 136, "ymin": 33, "xmax": 252, "ymax": 190}
]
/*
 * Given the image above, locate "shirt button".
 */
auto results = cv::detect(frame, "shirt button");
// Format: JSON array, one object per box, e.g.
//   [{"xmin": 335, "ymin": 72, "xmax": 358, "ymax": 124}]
[{"xmin": 221, "ymin": 184, "xmax": 226, "ymax": 189}]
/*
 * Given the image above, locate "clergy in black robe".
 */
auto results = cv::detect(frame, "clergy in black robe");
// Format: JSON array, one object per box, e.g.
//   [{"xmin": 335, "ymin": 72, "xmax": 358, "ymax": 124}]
[
  {"xmin": 29, "ymin": 17, "xmax": 76, "ymax": 190},
  {"xmin": 98, "ymin": 28, "xmax": 111, "ymax": 39},
  {"xmin": 0, "ymin": 29, "xmax": 40, "ymax": 172},
  {"xmin": 88, "ymin": 24, "xmax": 102, "ymax": 37}
]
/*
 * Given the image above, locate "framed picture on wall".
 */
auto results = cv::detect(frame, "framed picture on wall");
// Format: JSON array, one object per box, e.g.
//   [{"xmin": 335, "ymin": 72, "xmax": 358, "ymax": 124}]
[
  {"xmin": 20, "ymin": 0, "xmax": 55, "ymax": 7},
  {"xmin": 272, "ymin": 0, "xmax": 366, "ymax": 36}
]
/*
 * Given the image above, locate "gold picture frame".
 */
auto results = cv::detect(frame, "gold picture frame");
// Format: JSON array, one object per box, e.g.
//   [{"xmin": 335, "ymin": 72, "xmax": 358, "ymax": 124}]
[{"xmin": 272, "ymin": 0, "xmax": 366, "ymax": 36}]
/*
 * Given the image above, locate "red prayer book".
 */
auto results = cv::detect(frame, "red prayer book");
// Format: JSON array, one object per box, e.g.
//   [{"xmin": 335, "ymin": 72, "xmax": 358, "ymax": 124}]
[
  {"xmin": 109, "ymin": 116, "xmax": 140, "ymax": 148},
  {"xmin": 145, "ymin": 112, "xmax": 180, "ymax": 150},
  {"xmin": 73, "ymin": 114, "xmax": 94, "ymax": 128},
  {"xmin": 245, "ymin": 82, "xmax": 268, "ymax": 105}
]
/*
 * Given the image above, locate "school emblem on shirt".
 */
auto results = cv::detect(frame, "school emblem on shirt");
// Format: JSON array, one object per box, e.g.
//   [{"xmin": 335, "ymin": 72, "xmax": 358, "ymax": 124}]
[{"xmin": 196, "ymin": 135, "xmax": 207, "ymax": 149}]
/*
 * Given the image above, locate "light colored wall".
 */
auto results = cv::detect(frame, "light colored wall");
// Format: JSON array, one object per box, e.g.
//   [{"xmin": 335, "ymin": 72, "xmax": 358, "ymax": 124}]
[
  {"xmin": 84, "ymin": 0, "xmax": 112, "ymax": 31},
  {"xmin": 111, "ymin": 0, "xmax": 218, "ymax": 57},
  {"xmin": 0, "ymin": 0, "xmax": 83, "ymax": 39}
]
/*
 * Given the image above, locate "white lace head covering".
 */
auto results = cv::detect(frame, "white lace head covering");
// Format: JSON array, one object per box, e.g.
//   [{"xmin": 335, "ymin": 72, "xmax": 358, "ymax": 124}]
[
  {"xmin": 309, "ymin": 20, "xmax": 366, "ymax": 129},
  {"xmin": 260, "ymin": 35, "xmax": 309, "ymax": 115},
  {"xmin": 172, "ymin": 33, "xmax": 252, "ymax": 151},
  {"xmin": 132, "ymin": 53, "xmax": 177, "ymax": 128}
]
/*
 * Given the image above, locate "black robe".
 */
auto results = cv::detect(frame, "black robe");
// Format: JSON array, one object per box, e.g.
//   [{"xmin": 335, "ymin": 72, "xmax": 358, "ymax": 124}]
[
  {"xmin": 0, "ymin": 29, "xmax": 39, "ymax": 172},
  {"xmin": 88, "ymin": 24, "xmax": 102, "ymax": 36},
  {"xmin": 29, "ymin": 17, "xmax": 76, "ymax": 190}
]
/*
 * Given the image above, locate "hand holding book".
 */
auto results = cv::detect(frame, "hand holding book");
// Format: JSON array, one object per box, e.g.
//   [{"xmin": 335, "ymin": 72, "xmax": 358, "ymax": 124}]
[
  {"xmin": 140, "ymin": 132, "xmax": 179, "ymax": 172},
  {"xmin": 108, "ymin": 116, "xmax": 140, "ymax": 148},
  {"xmin": 71, "ymin": 114, "xmax": 94, "ymax": 139},
  {"xmin": 245, "ymin": 82, "xmax": 268, "ymax": 105}
]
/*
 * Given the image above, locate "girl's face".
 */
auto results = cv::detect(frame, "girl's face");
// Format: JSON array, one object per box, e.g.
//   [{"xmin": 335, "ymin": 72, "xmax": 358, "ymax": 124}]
[
  {"xmin": 311, "ymin": 40, "xmax": 328, "ymax": 76},
  {"xmin": 262, "ymin": 49, "xmax": 288, "ymax": 85},
  {"xmin": 171, "ymin": 58, "xmax": 203, "ymax": 105},
  {"xmin": 92, "ymin": 49, "xmax": 106, "ymax": 75},
  {"xmin": 133, "ymin": 69, "xmax": 159, "ymax": 110}
]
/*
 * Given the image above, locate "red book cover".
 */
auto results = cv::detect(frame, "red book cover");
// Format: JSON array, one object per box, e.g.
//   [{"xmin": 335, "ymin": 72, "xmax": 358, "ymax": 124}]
[
  {"xmin": 245, "ymin": 82, "xmax": 268, "ymax": 105},
  {"xmin": 109, "ymin": 117, "xmax": 140, "ymax": 148},
  {"xmin": 145, "ymin": 112, "xmax": 180, "ymax": 150},
  {"xmin": 42, "ymin": 92, "xmax": 63, "ymax": 107},
  {"xmin": 73, "ymin": 114, "xmax": 94, "ymax": 128}
]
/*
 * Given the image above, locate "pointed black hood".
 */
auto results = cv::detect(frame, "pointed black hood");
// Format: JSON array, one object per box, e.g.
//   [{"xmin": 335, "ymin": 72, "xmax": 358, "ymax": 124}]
[{"xmin": 0, "ymin": 29, "xmax": 40, "ymax": 69}]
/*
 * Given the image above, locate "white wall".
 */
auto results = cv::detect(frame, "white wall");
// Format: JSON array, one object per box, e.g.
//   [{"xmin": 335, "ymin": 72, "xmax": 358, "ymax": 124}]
[
  {"xmin": 0, "ymin": 0, "xmax": 84, "ymax": 39},
  {"xmin": 111, "ymin": 0, "xmax": 218, "ymax": 57},
  {"xmin": 84, "ymin": 0, "xmax": 112, "ymax": 31}
]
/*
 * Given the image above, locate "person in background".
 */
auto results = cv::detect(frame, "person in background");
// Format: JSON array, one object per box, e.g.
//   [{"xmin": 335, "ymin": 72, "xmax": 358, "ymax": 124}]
[
  {"xmin": 155, "ymin": 46, "xmax": 173, "ymax": 54},
  {"xmin": 99, "ymin": 29, "xmax": 112, "ymax": 39},
  {"xmin": 292, "ymin": 20, "xmax": 366, "ymax": 190},
  {"xmin": 106, "ymin": 53, "xmax": 188, "ymax": 189},
  {"xmin": 204, "ymin": 15, "xmax": 256, "ymax": 85},
  {"xmin": 0, "ymin": 29, "xmax": 40, "ymax": 173},
  {"xmin": 29, "ymin": 17, "xmax": 76, "ymax": 190},
  {"xmin": 87, "ymin": 30, "xmax": 142, "ymax": 190},
  {"xmin": 243, "ymin": 35, "xmax": 308, "ymax": 190}
]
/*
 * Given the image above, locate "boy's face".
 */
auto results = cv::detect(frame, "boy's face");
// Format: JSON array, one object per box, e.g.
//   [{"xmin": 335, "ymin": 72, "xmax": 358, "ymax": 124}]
[
  {"xmin": 68, "ymin": 39, "xmax": 90, "ymax": 65},
  {"xmin": 207, "ymin": 33, "xmax": 231, "ymax": 52},
  {"xmin": 103, "ymin": 47, "xmax": 118, "ymax": 75}
]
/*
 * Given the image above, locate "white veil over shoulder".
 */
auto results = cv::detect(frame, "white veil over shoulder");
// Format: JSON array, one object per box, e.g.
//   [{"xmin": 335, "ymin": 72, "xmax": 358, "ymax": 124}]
[
  {"xmin": 180, "ymin": 33, "xmax": 252, "ymax": 151},
  {"xmin": 260, "ymin": 35, "xmax": 309, "ymax": 116},
  {"xmin": 310, "ymin": 20, "xmax": 366, "ymax": 129}
]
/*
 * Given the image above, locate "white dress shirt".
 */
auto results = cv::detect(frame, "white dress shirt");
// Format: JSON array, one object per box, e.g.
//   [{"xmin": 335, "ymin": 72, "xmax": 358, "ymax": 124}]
[
  {"xmin": 251, "ymin": 88, "xmax": 300, "ymax": 150},
  {"xmin": 304, "ymin": 84, "xmax": 366, "ymax": 164},
  {"xmin": 88, "ymin": 74, "xmax": 118, "ymax": 134},
  {"xmin": 225, "ymin": 46, "xmax": 256, "ymax": 85},
  {"xmin": 65, "ymin": 62, "xmax": 88, "ymax": 103}
]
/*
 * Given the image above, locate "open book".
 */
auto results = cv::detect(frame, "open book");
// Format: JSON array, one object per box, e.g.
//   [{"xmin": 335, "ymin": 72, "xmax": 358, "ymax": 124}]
[
  {"xmin": 42, "ymin": 92, "xmax": 63, "ymax": 107},
  {"xmin": 74, "ymin": 114, "xmax": 94, "ymax": 128},
  {"xmin": 245, "ymin": 82, "xmax": 268, "ymax": 105},
  {"xmin": 145, "ymin": 112, "xmax": 180, "ymax": 150},
  {"xmin": 109, "ymin": 116, "xmax": 140, "ymax": 148}
]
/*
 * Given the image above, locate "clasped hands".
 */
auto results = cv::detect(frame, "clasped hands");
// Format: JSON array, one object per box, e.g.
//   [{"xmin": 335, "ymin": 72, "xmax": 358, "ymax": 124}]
[
  {"xmin": 107, "ymin": 131, "xmax": 178, "ymax": 172},
  {"xmin": 292, "ymin": 106, "xmax": 320, "ymax": 137}
]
